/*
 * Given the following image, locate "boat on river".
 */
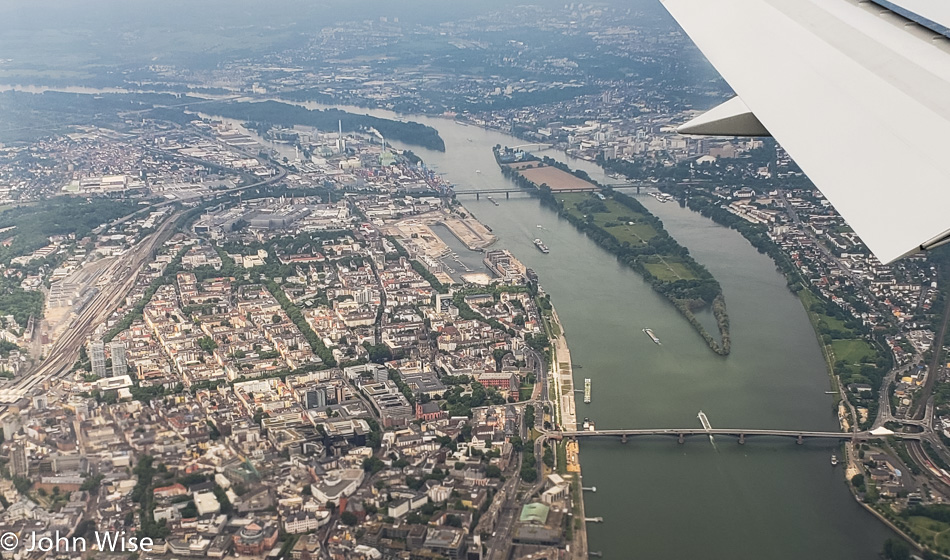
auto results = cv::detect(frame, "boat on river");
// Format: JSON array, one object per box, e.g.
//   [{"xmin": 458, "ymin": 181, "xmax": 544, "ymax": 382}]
[
  {"xmin": 534, "ymin": 238, "xmax": 550, "ymax": 253},
  {"xmin": 831, "ymin": 454, "xmax": 839, "ymax": 466},
  {"xmin": 643, "ymin": 328, "xmax": 661, "ymax": 345}
]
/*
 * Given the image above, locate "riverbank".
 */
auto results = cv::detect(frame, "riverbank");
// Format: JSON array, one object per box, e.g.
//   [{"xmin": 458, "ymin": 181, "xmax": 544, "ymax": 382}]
[
  {"xmin": 546, "ymin": 307, "xmax": 589, "ymax": 558},
  {"xmin": 628, "ymin": 183, "xmax": 918, "ymax": 555},
  {"xmin": 415, "ymin": 195, "xmax": 589, "ymax": 557},
  {"xmin": 797, "ymin": 288, "xmax": 860, "ymax": 432},
  {"xmin": 183, "ymin": 98, "xmax": 893, "ymax": 558},
  {"xmin": 494, "ymin": 148, "xmax": 731, "ymax": 356},
  {"xmin": 550, "ymin": 308, "xmax": 577, "ymax": 431}
]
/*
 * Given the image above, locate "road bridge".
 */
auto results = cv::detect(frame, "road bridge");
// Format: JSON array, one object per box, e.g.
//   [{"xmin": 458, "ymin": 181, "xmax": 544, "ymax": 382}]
[
  {"xmin": 555, "ymin": 428, "xmax": 920, "ymax": 445},
  {"xmin": 451, "ymin": 187, "xmax": 652, "ymax": 200}
]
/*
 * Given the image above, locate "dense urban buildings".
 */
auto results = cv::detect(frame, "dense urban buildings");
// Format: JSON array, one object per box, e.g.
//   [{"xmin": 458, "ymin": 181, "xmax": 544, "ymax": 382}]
[{"xmin": 0, "ymin": 2, "xmax": 946, "ymax": 559}]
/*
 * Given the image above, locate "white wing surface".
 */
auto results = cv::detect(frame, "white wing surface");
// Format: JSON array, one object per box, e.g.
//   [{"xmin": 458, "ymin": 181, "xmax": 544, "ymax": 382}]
[{"xmin": 663, "ymin": 0, "xmax": 950, "ymax": 263}]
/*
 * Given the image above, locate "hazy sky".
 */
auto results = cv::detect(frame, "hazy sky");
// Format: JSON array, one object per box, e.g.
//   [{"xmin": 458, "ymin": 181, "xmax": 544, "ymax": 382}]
[{"xmin": 0, "ymin": 0, "xmax": 675, "ymax": 83}]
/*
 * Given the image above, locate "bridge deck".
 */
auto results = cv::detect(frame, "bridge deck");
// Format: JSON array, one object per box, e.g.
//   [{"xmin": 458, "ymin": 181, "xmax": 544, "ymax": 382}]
[{"xmin": 559, "ymin": 428, "xmax": 917, "ymax": 440}]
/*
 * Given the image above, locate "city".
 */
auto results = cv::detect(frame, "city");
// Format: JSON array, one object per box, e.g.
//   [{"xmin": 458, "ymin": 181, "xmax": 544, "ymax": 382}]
[{"xmin": 0, "ymin": 1, "xmax": 947, "ymax": 559}]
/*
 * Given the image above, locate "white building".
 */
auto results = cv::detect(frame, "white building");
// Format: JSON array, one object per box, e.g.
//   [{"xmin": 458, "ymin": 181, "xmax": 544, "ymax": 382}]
[{"xmin": 194, "ymin": 491, "xmax": 221, "ymax": 516}]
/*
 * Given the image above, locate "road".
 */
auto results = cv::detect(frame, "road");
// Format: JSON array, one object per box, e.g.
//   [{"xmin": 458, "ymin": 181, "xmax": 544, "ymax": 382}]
[
  {"xmin": 483, "ymin": 342, "xmax": 558, "ymax": 560},
  {"xmin": 872, "ymin": 358, "xmax": 925, "ymax": 429},
  {"xmin": 483, "ymin": 471, "xmax": 522, "ymax": 560},
  {"xmin": 525, "ymin": 347, "xmax": 547, "ymax": 404},
  {"xmin": 910, "ymin": 288, "xmax": 950, "ymax": 420},
  {"xmin": 775, "ymin": 190, "xmax": 950, "ymax": 490},
  {"xmin": 778, "ymin": 189, "xmax": 865, "ymax": 289}
]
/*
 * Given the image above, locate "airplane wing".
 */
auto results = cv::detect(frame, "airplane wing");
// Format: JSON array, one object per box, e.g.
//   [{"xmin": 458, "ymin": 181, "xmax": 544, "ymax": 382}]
[{"xmin": 662, "ymin": 0, "xmax": 950, "ymax": 264}]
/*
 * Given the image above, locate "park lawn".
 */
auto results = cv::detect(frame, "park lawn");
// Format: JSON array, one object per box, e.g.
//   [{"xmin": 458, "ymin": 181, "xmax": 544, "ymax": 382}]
[
  {"xmin": 831, "ymin": 339, "xmax": 876, "ymax": 363},
  {"xmin": 821, "ymin": 314, "xmax": 851, "ymax": 333},
  {"xmin": 603, "ymin": 222, "xmax": 657, "ymax": 246},
  {"xmin": 642, "ymin": 259, "xmax": 698, "ymax": 282},
  {"xmin": 799, "ymin": 289, "xmax": 854, "ymax": 336},
  {"xmin": 937, "ymin": 526, "xmax": 950, "ymax": 551},
  {"xmin": 799, "ymin": 288, "xmax": 820, "ymax": 311},
  {"xmin": 559, "ymin": 192, "xmax": 702, "ymax": 281},
  {"xmin": 519, "ymin": 385, "xmax": 534, "ymax": 402},
  {"xmin": 907, "ymin": 515, "xmax": 950, "ymax": 547},
  {"xmin": 556, "ymin": 439, "xmax": 568, "ymax": 475},
  {"xmin": 558, "ymin": 193, "xmax": 660, "ymax": 245}
]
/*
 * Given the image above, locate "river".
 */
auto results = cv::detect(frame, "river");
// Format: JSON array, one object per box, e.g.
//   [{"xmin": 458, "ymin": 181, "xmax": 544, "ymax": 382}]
[
  {"xmin": 2, "ymin": 85, "xmax": 894, "ymax": 558},
  {"xmin": 289, "ymin": 105, "xmax": 893, "ymax": 559}
]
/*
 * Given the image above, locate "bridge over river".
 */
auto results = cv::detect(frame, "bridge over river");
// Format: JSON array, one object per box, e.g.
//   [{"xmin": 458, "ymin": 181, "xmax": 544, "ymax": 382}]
[
  {"xmin": 451, "ymin": 187, "xmax": 655, "ymax": 200},
  {"xmin": 555, "ymin": 427, "xmax": 919, "ymax": 445}
]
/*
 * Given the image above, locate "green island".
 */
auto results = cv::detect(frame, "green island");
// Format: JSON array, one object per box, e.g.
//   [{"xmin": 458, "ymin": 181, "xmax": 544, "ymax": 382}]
[
  {"xmin": 495, "ymin": 147, "xmax": 730, "ymax": 355},
  {"xmin": 0, "ymin": 91, "xmax": 446, "ymax": 151},
  {"xmin": 194, "ymin": 99, "xmax": 446, "ymax": 152},
  {"xmin": 598, "ymin": 150, "xmax": 897, "ymax": 427}
]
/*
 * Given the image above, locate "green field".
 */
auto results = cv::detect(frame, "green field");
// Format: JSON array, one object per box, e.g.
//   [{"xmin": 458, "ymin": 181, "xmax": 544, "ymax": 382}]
[
  {"xmin": 907, "ymin": 516, "xmax": 950, "ymax": 550},
  {"xmin": 831, "ymin": 339, "xmax": 875, "ymax": 363},
  {"xmin": 519, "ymin": 384, "xmax": 534, "ymax": 402},
  {"xmin": 557, "ymin": 193, "xmax": 660, "ymax": 245},
  {"xmin": 642, "ymin": 259, "xmax": 696, "ymax": 281},
  {"xmin": 799, "ymin": 289, "xmax": 853, "ymax": 334},
  {"xmin": 821, "ymin": 314, "xmax": 850, "ymax": 333},
  {"xmin": 557, "ymin": 192, "xmax": 698, "ymax": 281}
]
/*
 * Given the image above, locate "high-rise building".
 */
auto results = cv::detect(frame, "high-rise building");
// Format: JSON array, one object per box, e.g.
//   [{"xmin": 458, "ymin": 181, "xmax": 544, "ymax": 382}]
[
  {"xmin": 11, "ymin": 443, "xmax": 28, "ymax": 477},
  {"xmin": 31, "ymin": 395, "xmax": 47, "ymax": 410},
  {"xmin": 89, "ymin": 341, "xmax": 106, "ymax": 378},
  {"xmin": 2, "ymin": 416, "xmax": 20, "ymax": 441},
  {"xmin": 110, "ymin": 341, "xmax": 128, "ymax": 377},
  {"xmin": 435, "ymin": 293, "xmax": 452, "ymax": 314},
  {"xmin": 306, "ymin": 388, "xmax": 328, "ymax": 410}
]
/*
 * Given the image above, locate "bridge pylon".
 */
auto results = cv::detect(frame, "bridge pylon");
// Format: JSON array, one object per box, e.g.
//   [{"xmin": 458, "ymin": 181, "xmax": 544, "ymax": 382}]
[
  {"xmin": 678, "ymin": 434, "xmax": 685, "ymax": 444},
  {"xmin": 621, "ymin": 434, "xmax": 627, "ymax": 444},
  {"xmin": 797, "ymin": 434, "xmax": 804, "ymax": 445},
  {"xmin": 738, "ymin": 433, "xmax": 745, "ymax": 445}
]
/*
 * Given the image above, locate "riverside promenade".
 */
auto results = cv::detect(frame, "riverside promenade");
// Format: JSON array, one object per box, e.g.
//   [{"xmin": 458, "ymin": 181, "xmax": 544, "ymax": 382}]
[
  {"xmin": 548, "ymin": 307, "xmax": 588, "ymax": 559},
  {"xmin": 552, "ymin": 308, "xmax": 577, "ymax": 432}
]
